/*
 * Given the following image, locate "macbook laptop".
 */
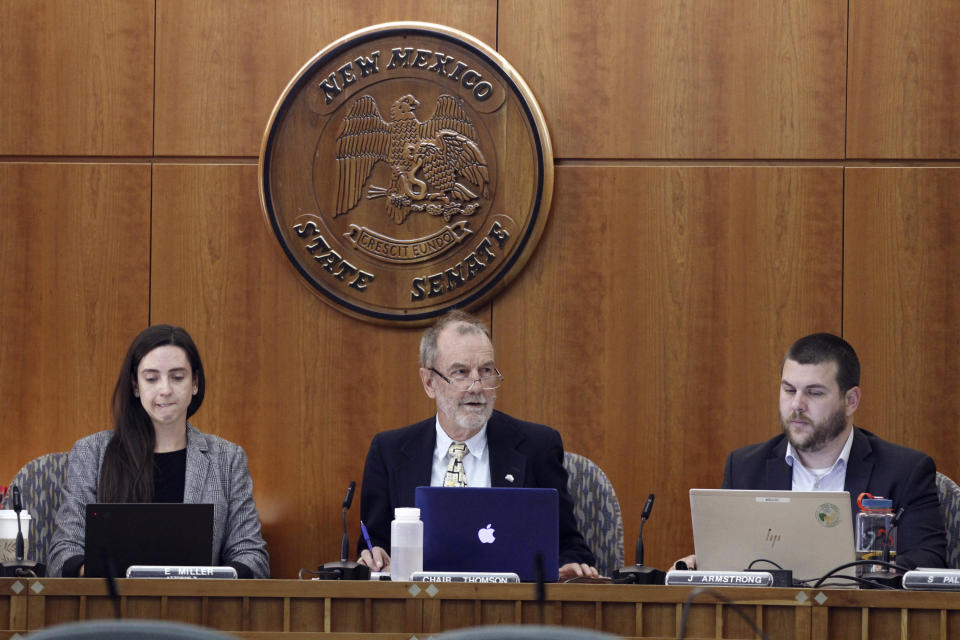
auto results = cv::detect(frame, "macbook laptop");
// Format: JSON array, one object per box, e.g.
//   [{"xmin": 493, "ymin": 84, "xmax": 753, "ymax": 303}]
[
  {"xmin": 690, "ymin": 489, "xmax": 856, "ymax": 581},
  {"xmin": 84, "ymin": 503, "xmax": 214, "ymax": 578},
  {"xmin": 415, "ymin": 487, "xmax": 559, "ymax": 582}
]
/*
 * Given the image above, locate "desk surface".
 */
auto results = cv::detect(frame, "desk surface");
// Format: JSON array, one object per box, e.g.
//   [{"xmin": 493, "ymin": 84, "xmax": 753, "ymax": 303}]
[{"xmin": 4, "ymin": 578, "xmax": 960, "ymax": 639}]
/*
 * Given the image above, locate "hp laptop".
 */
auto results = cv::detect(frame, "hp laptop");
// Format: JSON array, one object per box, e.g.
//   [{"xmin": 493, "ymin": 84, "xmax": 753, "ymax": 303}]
[
  {"xmin": 690, "ymin": 489, "xmax": 856, "ymax": 581},
  {"xmin": 84, "ymin": 503, "xmax": 214, "ymax": 578},
  {"xmin": 415, "ymin": 487, "xmax": 559, "ymax": 582}
]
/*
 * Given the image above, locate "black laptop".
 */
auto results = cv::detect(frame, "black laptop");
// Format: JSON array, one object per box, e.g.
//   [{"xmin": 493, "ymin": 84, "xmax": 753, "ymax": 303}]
[{"xmin": 84, "ymin": 503, "xmax": 214, "ymax": 577}]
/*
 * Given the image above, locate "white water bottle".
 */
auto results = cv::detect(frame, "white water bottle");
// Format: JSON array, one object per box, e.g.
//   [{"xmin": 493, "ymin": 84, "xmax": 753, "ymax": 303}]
[{"xmin": 390, "ymin": 507, "xmax": 423, "ymax": 581}]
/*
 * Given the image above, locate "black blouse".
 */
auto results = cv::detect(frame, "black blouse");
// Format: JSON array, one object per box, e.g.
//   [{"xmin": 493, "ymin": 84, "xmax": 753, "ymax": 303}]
[{"xmin": 153, "ymin": 449, "xmax": 187, "ymax": 503}]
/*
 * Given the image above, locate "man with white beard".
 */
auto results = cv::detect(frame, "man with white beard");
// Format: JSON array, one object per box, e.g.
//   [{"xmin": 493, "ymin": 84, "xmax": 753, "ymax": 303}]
[{"xmin": 358, "ymin": 310, "xmax": 597, "ymax": 579}]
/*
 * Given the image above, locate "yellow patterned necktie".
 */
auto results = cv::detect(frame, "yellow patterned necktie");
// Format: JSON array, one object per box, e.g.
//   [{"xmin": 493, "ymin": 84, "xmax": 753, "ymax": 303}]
[{"xmin": 443, "ymin": 442, "xmax": 469, "ymax": 487}]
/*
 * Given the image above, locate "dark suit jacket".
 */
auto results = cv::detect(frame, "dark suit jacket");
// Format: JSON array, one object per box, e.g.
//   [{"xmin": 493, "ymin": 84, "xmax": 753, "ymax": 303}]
[
  {"xmin": 359, "ymin": 410, "xmax": 595, "ymax": 567},
  {"xmin": 722, "ymin": 426, "xmax": 946, "ymax": 569}
]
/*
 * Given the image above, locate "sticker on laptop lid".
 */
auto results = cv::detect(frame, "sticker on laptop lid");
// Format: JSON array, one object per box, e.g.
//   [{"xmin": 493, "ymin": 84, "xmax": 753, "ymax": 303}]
[{"xmin": 815, "ymin": 503, "xmax": 842, "ymax": 527}]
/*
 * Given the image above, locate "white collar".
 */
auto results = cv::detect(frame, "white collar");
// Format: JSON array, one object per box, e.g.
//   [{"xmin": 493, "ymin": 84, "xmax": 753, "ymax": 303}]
[
  {"xmin": 785, "ymin": 427, "xmax": 855, "ymax": 472},
  {"xmin": 433, "ymin": 416, "xmax": 487, "ymax": 462}
]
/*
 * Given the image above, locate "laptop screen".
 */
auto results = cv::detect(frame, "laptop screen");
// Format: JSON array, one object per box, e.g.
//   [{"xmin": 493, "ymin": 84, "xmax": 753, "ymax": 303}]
[
  {"xmin": 690, "ymin": 488, "xmax": 855, "ymax": 581},
  {"xmin": 415, "ymin": 487, "xmax": 559, "ymax": 582},
  {"xmin": 84, "ymin": 503, "xmax": 214, "ymax": 578}
]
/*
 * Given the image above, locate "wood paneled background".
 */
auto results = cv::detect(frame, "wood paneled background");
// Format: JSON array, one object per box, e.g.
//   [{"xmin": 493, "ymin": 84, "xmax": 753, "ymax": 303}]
[{"xmin": 1, "ymin": 0, "xmax": 957, "ymax": 578}]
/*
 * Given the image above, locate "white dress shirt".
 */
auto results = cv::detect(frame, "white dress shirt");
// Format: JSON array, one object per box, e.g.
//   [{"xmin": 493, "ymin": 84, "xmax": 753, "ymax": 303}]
[
  {"xmin": 785, "ymin": 428, "xmax": 855, "ymax": 491},
  {"xmin": 430, "ymin": 417, "xmax": 491, "ymax": 488}
]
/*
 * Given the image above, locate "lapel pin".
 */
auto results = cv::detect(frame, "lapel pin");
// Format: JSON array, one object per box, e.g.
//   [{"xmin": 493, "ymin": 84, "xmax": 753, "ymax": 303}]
[{"xmin": 505, "ymin": 474, "xmax": 515, "ymax": 483}]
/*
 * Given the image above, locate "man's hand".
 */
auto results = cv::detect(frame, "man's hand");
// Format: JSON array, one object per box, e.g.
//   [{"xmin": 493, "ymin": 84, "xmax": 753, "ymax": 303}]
[
  {"xmin": 358, "ymin": 546, "xmax": 390, "ymax": 571},
  {"xmin": 558, "ymin": 562, "xmax": 600, "ymax": 579},
  {"xmin": 674, "ymin": 554, "xmax": 697, "ymax": 570}
]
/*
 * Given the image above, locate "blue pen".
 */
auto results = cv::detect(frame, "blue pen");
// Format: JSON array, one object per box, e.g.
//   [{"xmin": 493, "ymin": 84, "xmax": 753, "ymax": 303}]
[{"xmin": 360, "ymin": 520, "xmax": 379, "ymax": 568}]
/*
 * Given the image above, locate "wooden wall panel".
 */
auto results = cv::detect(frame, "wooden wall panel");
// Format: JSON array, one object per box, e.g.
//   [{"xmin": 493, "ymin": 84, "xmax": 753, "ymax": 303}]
[
  {"xmin": 493, "ymin": 165, "xmax": 843, "ymax": 569},
  {"xmin": 0, "ymin": 0, "xmax": 957, "ymax": 582},
  {"xmin": 0, "ymin": 163, "xmax": 151, "ymax": 482},
  {"xmin": 498, "ymin": 0, "xmax": 847, "ymax": 159},
  {"xmin": 150, "ymin": 164, "xmax": 435, "ymax": 577},
  {"xmin": 154, "ymin": 0, "xmax": 497, "ymax": 157},
  {"xmin": 0, "ymin": 1, "xmax": 154, "ymax": 156},
  {"xmin": 848, "ymin": 1, "xmax": 960, "ymax": 159},
  {"xmin": 843, "ymin": 168, "xmax": 960, "ymax": 478}
]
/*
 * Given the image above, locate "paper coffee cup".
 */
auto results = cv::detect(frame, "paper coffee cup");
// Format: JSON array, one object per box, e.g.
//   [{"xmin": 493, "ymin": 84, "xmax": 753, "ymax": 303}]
[{"xmin": 0, "ymin": 510, "xmax": 31, "ymax": 561}]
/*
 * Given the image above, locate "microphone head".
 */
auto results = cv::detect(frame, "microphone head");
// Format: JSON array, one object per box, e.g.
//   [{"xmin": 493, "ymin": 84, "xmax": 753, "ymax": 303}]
[
  {"xmin": 12, "ymin": 486, "xmax": 22, "ymax": 513},
  {"xmin": 891, "ymin": 505, "xmax": 906, "ymax": 527},
  {"xmin": 343, "ymin": 481, "xmax": 356, "ymax": 510},
  {"xmin": 641, "ymin": 493, "xmax": 655, "ymax": 520}
]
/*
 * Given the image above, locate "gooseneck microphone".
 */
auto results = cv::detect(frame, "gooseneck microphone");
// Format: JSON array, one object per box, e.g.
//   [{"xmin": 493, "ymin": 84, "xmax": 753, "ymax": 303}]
[
  {"xmin": 636, "ymin": 493, "xmax": 654, "ymax": 566},
  {"xmin": 340, "ymin": 481, "xmax": 356, "ymax": 562},
  {"xmin": 881, "ymin": 506, "xmax": 906, "ymax": 565},
  {"xmin": 612, "ymin": 492, "xmax": 665, "ymax": 584},
  {"xmin": 317, "ymin": 481, "xmax": 369, "ymax": 580},
  {"xmin": 1, "ymin": 485, "xmax": 43, "ymax": 577},
  {"xmin": 13, "ymin": 486, "xmax": 25, "ymax": 561},
  {"xmin": 535, "ymin": 552, "xmax": 546, "ymax": 623}
]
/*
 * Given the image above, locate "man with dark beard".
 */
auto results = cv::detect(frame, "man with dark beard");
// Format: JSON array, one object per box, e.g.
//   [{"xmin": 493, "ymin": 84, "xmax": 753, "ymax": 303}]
[
  {"xmin": 719, "ymin": 333, "xmax": 947, "ymax": 570},
  {"xmin": 357, "ymin": 310, "xmax": 597, "ymax": 579}
]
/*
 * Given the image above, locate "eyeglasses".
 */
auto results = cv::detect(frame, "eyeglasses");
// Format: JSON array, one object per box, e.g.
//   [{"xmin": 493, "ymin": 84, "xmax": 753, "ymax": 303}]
[{"xmin": 429, "ymin": 367, "xmax": 504, "ymax": 391}]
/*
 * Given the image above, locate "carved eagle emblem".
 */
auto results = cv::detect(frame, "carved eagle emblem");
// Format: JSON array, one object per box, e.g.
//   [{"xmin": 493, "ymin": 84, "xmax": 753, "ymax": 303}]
[{"xmin": 334, "ymin": 94, "xmax": 490, "ymax": 224}]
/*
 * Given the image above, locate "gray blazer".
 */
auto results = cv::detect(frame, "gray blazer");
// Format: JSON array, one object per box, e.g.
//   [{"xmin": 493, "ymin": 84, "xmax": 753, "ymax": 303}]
[{"xmin": 47, "ymin": 424, "xmax": 270, "ymax": 578}]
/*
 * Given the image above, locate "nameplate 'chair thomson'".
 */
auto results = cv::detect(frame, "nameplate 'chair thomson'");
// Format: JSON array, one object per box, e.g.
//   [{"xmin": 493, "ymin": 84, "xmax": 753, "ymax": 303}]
[
  {"xmin": 0, "ymin": 451, "xmax": 69, "ymax": 567},
  {"xmin": 936, "ymin": 471, "xmax": 960, "ymax": 569},
  {"xmin": 562, "ymin": 452, "xmax": 625, "ymax": 577}
]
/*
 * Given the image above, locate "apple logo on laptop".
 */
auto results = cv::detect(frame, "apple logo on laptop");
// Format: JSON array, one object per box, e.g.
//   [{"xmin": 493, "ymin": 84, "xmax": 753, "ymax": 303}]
[{"xmin": 477, "ymin": 524, "xmax": 496, "ymax": 544}]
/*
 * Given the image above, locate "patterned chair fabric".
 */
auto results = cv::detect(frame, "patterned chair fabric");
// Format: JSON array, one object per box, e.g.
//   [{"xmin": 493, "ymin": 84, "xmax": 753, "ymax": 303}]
[
  {"xmin": 936, "ymin": 472, "xmax": 960, "ymax": 569},
  {"xmin": 563, "ymin": 452, "xmax": 625, "ymax": 576},
  {"xmin": 0, "ymin": 452, "xmax": 70, "ymax": 566}
]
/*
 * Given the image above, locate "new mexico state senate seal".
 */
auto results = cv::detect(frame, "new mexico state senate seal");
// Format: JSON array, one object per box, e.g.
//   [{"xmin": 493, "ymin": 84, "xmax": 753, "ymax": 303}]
[{"xmin": 259, "ymin": 22, "xmax": 553, "ymax": 325}]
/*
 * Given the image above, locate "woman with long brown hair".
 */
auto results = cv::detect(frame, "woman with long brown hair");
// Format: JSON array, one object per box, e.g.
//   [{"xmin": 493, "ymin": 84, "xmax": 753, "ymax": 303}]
[{"xmin": 48, "ymin": 325, "xmax": 269, "ymax": 578}]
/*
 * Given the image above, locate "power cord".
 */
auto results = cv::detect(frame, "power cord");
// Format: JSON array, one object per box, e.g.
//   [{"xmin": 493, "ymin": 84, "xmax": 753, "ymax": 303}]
[
  {"xmin": 746, "ymin": 558, "xmax": 785, "ymax": 570},
  {"xmin": 744, "ymin": 558, "xmax": 793, "ymax": 587},
  {"xmin": 677, "ymin": 587, "xmax": 771, "ymax": 640},
  {"xmin": 794, "ymin": 559, "xmax": 905, "ymax": 589}
]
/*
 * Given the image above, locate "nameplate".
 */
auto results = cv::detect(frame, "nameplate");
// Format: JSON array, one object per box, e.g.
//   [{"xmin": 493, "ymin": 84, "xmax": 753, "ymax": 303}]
[
  {"xmin": 665, "ymin": 570, "xmax": 774, "ymax": 587},
  {"xmin": 125, "ymin": 565, "xmax": 238, "ymax": 579},
  {"xmin": 902, "ymin": 569, "xmax": 960, "ymax": 590},
  {"xmin": 411, "ymin": 571, "xmax": 520, "ymax": 583}
]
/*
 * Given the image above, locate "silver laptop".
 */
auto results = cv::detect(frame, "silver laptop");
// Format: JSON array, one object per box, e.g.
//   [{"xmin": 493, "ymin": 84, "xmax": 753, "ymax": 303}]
[{"xmin": 690, "ymin": 489, "xmax": 855, "ymax": 581}]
